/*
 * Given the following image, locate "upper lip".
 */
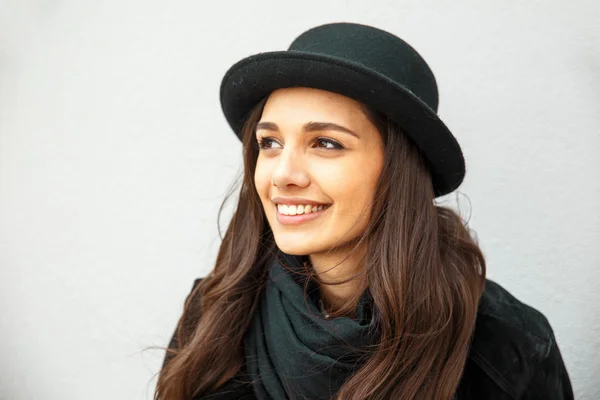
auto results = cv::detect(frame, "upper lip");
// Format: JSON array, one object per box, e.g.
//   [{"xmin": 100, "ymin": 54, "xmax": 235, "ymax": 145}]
[{"xmin": 271, "ymin": 196, "xmax": 329, "ymax": 206}]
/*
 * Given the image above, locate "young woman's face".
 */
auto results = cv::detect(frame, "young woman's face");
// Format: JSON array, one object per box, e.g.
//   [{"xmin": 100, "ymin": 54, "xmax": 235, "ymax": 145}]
[{"xmin": 254, "ymin": 87, "xmax": 385, "ymax": 255}]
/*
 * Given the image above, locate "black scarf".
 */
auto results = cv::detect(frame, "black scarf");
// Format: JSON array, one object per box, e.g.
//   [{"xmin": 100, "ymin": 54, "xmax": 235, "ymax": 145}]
[{"xmin": 243, "ymin": 250, "xmax": 380, "ymax": 400}]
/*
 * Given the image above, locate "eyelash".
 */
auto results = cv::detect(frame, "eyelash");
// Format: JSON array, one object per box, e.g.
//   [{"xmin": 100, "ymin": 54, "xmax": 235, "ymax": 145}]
[{"xmin": 256, "ymin": 136, "xmax": 344, "ymax": 151}]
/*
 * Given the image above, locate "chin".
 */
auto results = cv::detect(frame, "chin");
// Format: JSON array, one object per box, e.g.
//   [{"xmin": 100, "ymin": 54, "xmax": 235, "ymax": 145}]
[
  {"xmin": 274, "ymin": 241, "xmax": 313, "ymax": 256},
  {"xmin": 273, "ymin": 234, "xmax": 324, "ymax": 256}
]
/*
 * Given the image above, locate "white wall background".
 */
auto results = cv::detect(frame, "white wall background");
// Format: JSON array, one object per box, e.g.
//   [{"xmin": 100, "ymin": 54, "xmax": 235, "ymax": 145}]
[{"xmin": 1, "ymin": 1, "xmax": 598, "ymax": 399}]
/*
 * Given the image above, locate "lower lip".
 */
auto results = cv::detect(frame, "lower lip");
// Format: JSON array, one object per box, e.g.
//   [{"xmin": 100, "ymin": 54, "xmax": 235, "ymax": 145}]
[{"xmin": 275, "ymin": 205, "xmax": 330, "ymax": 225}]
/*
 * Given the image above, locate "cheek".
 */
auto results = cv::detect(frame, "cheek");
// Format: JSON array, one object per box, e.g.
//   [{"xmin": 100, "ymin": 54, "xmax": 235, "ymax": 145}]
[
  {"xmin": 324, "ymin": 162, "xmax": 380, "ymax": 213},
  {"xmin": 254, "ymin": 162, "xmax": 270, "ymax": 197}
]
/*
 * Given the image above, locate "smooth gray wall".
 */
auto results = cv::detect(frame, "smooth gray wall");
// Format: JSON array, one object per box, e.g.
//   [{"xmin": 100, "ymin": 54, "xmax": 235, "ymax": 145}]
[{"xmin": 1, "ymin": 1, "xmax": 598, "ymax": 399}]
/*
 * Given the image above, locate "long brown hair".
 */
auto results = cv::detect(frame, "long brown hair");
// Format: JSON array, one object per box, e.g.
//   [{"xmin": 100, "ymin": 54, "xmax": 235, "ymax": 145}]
[{"xmin": 155, "ymin": 94, "xmax": 486, "ymax": 400}]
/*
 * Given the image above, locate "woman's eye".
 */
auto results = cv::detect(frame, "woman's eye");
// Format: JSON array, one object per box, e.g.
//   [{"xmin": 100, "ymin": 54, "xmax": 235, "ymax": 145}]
[
  {"xmin": 313, "ymin": 138, "xmax": 344, "ymax": 150},
  {"xmin": 257, "ymin": 137, "xmax": 282, "ymax": 149}
]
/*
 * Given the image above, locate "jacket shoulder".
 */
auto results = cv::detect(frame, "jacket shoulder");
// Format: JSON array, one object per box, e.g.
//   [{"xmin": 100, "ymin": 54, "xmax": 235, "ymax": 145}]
[
  {"xmin": 467, "ymin": 279, "xmax": 558, "ymax": 398},
  {"xmin": 477, "ymin": 279, "xmax": 553, "ymax": 346}
]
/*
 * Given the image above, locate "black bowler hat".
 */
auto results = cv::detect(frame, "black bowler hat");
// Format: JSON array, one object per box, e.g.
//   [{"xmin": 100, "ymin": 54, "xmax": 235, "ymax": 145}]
[{"xmin": 220, "ymin": 22, "xmax": 465, "ymax": 197}]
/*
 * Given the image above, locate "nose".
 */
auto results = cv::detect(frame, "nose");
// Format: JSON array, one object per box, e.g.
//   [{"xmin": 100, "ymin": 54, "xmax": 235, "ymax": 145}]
[{"xmin": 270, "ymin": 147, "xmax": 310, "ymax": 188}]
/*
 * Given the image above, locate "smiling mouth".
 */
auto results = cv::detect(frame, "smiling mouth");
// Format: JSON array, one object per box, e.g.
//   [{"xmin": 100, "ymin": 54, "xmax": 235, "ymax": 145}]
[
  {"xmin": 274, "ymin": 203, "xmax": 331, "ymax": 225},
  {"xmin": 276, "ymin": 203, "xmax": 331, "ymax": 216}
]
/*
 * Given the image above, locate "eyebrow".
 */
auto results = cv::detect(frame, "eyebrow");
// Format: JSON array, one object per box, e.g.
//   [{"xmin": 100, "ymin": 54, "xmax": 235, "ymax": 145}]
[{"xmin": 256, "ymin": 121, "xmax": 360, "ymax": 139}]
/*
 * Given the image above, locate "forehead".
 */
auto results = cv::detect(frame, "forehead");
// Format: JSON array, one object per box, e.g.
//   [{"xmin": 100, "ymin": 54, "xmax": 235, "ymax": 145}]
[{"xmin": 260, "ymin": 87, "xmax": 367, "ymax": 126}]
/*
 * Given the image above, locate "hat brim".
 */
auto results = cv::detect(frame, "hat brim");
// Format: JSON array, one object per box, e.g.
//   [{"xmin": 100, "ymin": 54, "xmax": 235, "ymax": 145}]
[{"xmin": 219, "ymin": 51, "xmax": 464, "ymax": 197}]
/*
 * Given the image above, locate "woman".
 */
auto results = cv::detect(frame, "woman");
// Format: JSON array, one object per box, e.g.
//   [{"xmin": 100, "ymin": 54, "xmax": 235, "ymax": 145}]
[{"xmin": 155, "ymin": 22, "xmax": 573, "ymax": 400}]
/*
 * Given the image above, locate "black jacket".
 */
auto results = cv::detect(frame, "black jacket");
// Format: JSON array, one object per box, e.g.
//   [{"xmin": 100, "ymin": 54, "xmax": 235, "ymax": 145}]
[{"xmin": 163, "ymin": 278, "xmax": 574, "ymax": 399}]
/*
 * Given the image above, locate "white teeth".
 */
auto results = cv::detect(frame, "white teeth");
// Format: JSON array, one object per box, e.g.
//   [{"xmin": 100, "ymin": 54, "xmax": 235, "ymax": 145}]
[{"xmin": 277, "ymin": 203, "xmax": 329, "ymax": 216}]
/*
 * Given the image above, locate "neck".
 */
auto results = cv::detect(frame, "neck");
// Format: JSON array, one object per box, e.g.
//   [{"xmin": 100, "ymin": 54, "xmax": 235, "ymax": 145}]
[{"xmin": 308, "ymin": 242, "xmax": 368, "ymax": 313}]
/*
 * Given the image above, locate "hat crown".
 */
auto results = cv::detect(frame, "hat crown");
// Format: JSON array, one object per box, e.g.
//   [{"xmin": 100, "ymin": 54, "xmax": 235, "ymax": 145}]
[{"xmin": 288, "ymin": 23, "xmax": 439, "ymax": 112}]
